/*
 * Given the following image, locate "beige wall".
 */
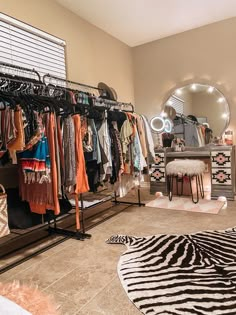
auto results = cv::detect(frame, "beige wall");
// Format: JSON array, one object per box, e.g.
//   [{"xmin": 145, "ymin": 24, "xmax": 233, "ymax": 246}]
[
  {"xmin": 1, "ymin": 0, "xmax": 134, "ymax": 103},
  {"xmin": 133, "ymin": 17, "xmax": 236, "ymax": 142},
  {"xmin": 191, "ymin": 92, "xmax": 228, "ymax": 137},
  {"xmin": 176, "ymin": 90, "xmax": 193, "ymax": 116},
  {"xmin": 1, "ymin": 2, "xmax": 236, "ymax": 141}
]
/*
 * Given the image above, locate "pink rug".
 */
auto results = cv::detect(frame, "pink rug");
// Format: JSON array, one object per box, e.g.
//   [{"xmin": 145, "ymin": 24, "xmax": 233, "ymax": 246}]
[
  {"xmin": 0, "ymin": 281, "xmax": 60, "ymax": 315},
  {"xmin": 145, "ymin": 196, "xmax": 224, "ymax": 214}
]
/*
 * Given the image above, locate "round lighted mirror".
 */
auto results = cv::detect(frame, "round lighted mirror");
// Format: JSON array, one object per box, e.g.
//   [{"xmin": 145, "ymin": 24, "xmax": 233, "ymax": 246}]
[
  {"xmin": 164, "ymin": 118, "xmax": 173, "ymax": 133},
  {"xmin": 150, "ymin": 116, "xmax": 165, "ymax": 133},
  {"xmin": 163, "ymin": 83, "xmax": 230, "ymax": 139}
]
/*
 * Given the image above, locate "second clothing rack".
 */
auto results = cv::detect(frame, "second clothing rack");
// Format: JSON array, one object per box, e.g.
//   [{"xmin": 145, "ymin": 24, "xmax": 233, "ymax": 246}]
[{"xmin": 0, "ymin": 62, "xmax": 145, "ymax": 272}]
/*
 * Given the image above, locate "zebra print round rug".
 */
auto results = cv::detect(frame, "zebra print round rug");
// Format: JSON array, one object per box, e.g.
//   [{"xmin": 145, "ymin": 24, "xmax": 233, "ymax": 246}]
[{"xmin": 107, "ymin": 227, "xmax": 236, "ymax": 315}]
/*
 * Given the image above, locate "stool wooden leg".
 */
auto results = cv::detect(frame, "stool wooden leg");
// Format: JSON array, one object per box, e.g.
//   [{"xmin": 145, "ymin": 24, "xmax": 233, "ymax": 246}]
[{"xmin": 189, "ymin": 175, "xmax": 199, "ymax": 204}]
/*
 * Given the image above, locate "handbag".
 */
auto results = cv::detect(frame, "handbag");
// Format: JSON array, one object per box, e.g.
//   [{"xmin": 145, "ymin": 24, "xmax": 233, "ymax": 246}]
[{"xmin": 0, "ymin": 184, "xmax": 10, "ymax": 238}]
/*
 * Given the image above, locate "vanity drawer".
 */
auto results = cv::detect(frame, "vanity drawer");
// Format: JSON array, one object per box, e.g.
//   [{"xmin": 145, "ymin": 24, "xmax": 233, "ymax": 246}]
[
  {"xmin": 211, "ymin": 151, "xmax": 231, "ymax": 168},
  {"xmin": 153, "ymin": 152, "xmax": 165, "ymax": 167},
  {"xmin": 150, "ymin": 166, "xmax": 165, "ymax": 182},
  {"xmin": 211, "ymin": 168, "xmax": 232, "ymax": 185}
]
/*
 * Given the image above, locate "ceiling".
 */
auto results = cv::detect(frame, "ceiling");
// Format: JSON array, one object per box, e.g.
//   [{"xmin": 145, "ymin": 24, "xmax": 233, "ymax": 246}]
[{"xmin": 55, "ymin": 0, "xmax": 236, "ymax": 47}]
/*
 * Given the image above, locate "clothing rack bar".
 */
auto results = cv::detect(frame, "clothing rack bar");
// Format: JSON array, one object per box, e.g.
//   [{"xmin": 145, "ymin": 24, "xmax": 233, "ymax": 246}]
[
  {"xmin": 43, "ymin": 73, "xmax": 135, "ymax": 112},
  {"xmin": 0, "ymin": 74, "xmax": 43, "ymax": 84},
  {"xmin": 95, "ymin": 97, "xmax": 134, "ymax": 112},
  {"xmin": 47, "ymin": 198, "xmax": 92, "ymax": 240},
  {"xmin": 113, "ymin": 187, "xmax": 145, "ymax": 207},
  {"xmin": 176, "ymin": 113, "xmax": 205, "ymax": 126},
  {"xmin": 0, "ymin": 61, "xmax": 41, "ymax": 81},
  {"xmin": 47, "ymin": 224, "xmax": 89, "ymax": 240},
  {"xmin": 43, "ymin": 73, "xmax": 102, "ymax": 91}
]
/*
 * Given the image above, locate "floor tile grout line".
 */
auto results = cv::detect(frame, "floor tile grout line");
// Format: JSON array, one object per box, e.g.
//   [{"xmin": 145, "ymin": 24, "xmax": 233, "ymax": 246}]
[
  {"xmin": 42, "ymin": 269, "xmax": 118, "ymax": 314},
  {"xmin": 42, "ymin": 263, "xmax": 85, "ymax": 292},
  {"xmin": 41, "ymin": 242, "xmax": 120, "ymax": 291},
  {"xmin": 1, "ymin": 255, "xmax": 51, "ymax": 281},
  {"xmin": 4, "ymin": 261, "xmax": 81, "ymax": 293},
  {"xmin": 2, "ymin": 240, "xmax": 73, "ymax": 281},
  {"xmin": 76, "ymin": 274, "xmax": 118, "ymax": 313}
]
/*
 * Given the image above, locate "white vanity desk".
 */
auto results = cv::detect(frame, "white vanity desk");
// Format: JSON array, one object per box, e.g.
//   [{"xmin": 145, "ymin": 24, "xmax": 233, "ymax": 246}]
[{"xmin": 150, "ymin": 145, "xmax": 235, "ymax": 200}]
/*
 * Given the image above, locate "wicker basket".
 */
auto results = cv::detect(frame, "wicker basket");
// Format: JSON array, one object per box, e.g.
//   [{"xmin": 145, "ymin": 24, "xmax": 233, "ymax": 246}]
[{"xmin": 0, "ymin": 184, "xmax": 10, "ymax": 238}]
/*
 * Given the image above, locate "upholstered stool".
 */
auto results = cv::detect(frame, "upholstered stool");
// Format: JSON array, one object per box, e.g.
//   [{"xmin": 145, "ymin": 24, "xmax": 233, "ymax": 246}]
[{"xmin": 166, "ymin": 159, "xmax": 205, "ymax": 203}]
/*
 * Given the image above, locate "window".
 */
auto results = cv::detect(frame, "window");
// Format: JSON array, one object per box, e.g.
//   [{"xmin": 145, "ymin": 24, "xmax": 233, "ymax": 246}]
[
  {"xmin": 166, "ymin": 95, "xmax": 184, "ymax": 115},
  {"xmin": 0, "ymin": 13, "xmax": 66, "ymax": 79}
]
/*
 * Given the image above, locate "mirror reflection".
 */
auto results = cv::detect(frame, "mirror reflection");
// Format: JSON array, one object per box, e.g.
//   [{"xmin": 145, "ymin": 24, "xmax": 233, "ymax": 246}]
[{"xmin": 163, "ymin": 83, "xmax": 230, "ymax": 146}]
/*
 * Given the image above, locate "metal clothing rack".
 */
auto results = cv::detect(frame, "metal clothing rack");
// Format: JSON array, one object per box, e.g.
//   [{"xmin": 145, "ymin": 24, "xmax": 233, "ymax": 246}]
[
  {"xmin": 176, "ymin": 113, "xmax": 205, "ymax": 126},
  {"xmin": 174, "ymin": 112, "xmax": 206, "ymax": 141},
  {"xmin": 41, "ymin": 74, "xmax": 140, "ymax": 239},
  {"xmin": 0, "ymin": 61, "xmax": 41, "ymax": 81},
  {"xmin": 0, "ymin": 62, "xmax": 145, "ymax": 271},
  {"xmin": 43, "ymin": 73, "xmax": 135, "ymax": 112}
]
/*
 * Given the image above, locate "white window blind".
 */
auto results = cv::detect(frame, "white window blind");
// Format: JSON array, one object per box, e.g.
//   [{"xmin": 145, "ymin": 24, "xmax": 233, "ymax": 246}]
[
  {"xmin": 0, "ymin": 13, "xmax": 66, "ymax": 79},
  {"xmin": 167, "ymin": 95, "xmax": 184, "ymax": 114}
]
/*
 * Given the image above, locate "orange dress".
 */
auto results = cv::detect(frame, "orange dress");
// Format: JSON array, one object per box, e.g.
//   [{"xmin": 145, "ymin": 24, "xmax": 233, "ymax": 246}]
[{"xmin": 73, "ymin": 114, "xmax": 89, "ymax": 194}]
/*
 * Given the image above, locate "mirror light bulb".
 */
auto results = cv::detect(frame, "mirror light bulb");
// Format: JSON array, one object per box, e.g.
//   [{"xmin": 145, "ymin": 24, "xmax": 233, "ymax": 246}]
[
  {"xmin": 218, "ymin": 97, "xmax": 224, "ymax": 103},
  {"xmin": 167, "ymin": 100, "xmax": 173, "ymax": 105},
  {"xmin": 207, "ymin": 86, "xmax": 214, "ymax": 93},
  {"xmin": 191, "ymin": 84, "xmax": 196, "ymax": 91},
  {"xmin": 176, "ymin": 89, "xmax": 182, "ymax": 95},
  {"xmin": 222, "ymin": 113, "xmax": 228, "ymax": 118}
]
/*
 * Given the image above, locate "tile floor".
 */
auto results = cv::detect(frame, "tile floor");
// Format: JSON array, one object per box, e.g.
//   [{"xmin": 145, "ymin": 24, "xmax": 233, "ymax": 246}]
[{"xmin": 1, "ymin": 190, "xmax": 236, "ymax": 314}]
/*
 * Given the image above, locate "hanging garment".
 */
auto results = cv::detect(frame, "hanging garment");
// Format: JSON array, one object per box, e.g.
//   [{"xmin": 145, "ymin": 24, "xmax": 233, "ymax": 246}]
[
  {"xmin": 115, "ymin": 173, "xmax": 135, "ymax": 198},
  {"xmin": 54, "ymin": 116, "xmax": 62, "ymax": 198},
  {"xmin": 97, "ymin": 112, "xmax": 112, "ymax": 180},
  {"xmin": 120, "ymin": 115, "xmax": 134, "ymax": 174},
  {"xmin": 197, "ymin": 125, "xmax": 205, "ymax": 147},
  {"xmin": 107, "ymin": 110, "xmax": 127, "ymax": 131},
  {"xmin": 205, "ymin": 128, "xmax": 213, "ymax": 144},
  {"xmin": 63, "ymin": 116, "xmax": 76, "ymax": 189},
  {"xmin": 19, "ymin": 113, "xmax": 60, "ymax": 215},
  {"xmin": 133, "ymin": 125, "xmax": 147, "ymax": 172},
  {"xmin": 184, "ymin": 124, "xmax": 200, "ymax": 147},
  {"xmin": 43, "ymin": 113, "xmax": 60, "ymax": 215},
  {"xmin": 173, "ymin": 123, "xmax": 184, "ymax": 137},
  {"xmin": 57, "ymin": 116, "xmax": 65, "ymax": 185},
  {"xmin": 141, "ymin": 115, "xmax": 156, "ymax": 160},
  {"xmin": 120, "ymin": 117, "xmax": 133, "ymax": 156},
  {"xmin": 84, "ymin": 118, "xmax": 101, "ymax": 164},
  {"xmin": 19, "ymin": 135, "xmax": 50, "ymax": 184},
  {"xmin": 7, "ymin": 106, "xmax": 25, "ymax": 163},
  {"xmin": 109, "ymin": 125, "xmax": 124, "ymax": 184},
  {"xmin": 134, "ymin": 114, "xmax": 148, "ymax": 159},
  {"xmin": 73, "ymin": 114, "xmax": 89, "ymax": 194}
]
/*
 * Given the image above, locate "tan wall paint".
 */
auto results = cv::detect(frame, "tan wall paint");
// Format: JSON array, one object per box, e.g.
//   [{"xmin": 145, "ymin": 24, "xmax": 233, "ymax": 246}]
[
  {"xmin": 1, "ymin": 0, "xmax": 134, "ymax": 103},
  {"xmin": 177, "ymin": 90, "xmax": 193, "ymax": 116},
  {"xmin": 133, "ymin": 17, "xmax": 236, "ymax": 142},
  {"xmin": 191, "ymin": 92, "xmax": 228, "ymax": 137},
  {"xmin": 1, "ymin": 2, "xmax": 236, "ymax": 141}
]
